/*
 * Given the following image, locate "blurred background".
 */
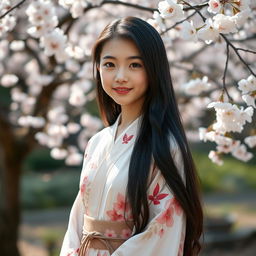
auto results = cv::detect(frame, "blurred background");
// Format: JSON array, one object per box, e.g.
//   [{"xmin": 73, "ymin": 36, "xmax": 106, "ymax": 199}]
[{"xmin": 0, "ymin": 1, "xmax": 255, "ymax": 256}]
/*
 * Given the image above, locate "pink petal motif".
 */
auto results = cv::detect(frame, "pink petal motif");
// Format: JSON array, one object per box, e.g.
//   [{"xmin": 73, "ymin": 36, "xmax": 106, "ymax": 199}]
[
  {"xmin": 156, "ymin": 201, "xmax": 174, "ymax": 227},
  {"xmin": 148, "ymin": 183, "xmax": 168, "ymax": 205},
  {"xmin": 122, "ymin": 133, "xmax": 134, "ymax": 144},
  {"xmin": 114, "ymin": 193, "xmax": 130, "ymax": 213},
  {"xmin": 121, "ymin": 228, "xmax": 132, "ymax": 239},
  {"xmin": 104, "ymin": 229, "xmax": 117, "ymax": 238},
  {"xmin": 106, "ymin": 209, "xmax": 124, "ymax": 221},
  {"xmin": 170, "ymin": 197, "xmax": 182, "ymax": 216},
  {"xmin": 80, "ymin": 176, "xmax": 88, "ymax": 194}
]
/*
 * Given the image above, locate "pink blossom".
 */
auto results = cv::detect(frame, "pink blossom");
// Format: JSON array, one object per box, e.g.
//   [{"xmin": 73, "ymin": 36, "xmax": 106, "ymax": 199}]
[
  {"xmin": 104, "ymin": 229, "xmax": 117, "ymax": 238},
  {"xmin": 156, "ymin": 201, "xmax": 174, "ymax": 227},
  {"xmin": 121, "ymin": 228, "xmax": 132, "ymax": 239}
]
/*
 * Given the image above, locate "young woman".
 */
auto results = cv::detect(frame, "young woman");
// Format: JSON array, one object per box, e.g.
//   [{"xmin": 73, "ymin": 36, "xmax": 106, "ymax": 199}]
[{"xmin": 60, "ymin": 16, "xmax": 203, "ymax": 256}]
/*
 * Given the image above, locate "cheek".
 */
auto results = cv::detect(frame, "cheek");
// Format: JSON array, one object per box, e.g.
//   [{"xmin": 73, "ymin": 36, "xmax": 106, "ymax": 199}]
[{"xmin": 100, "ymin": 70, "xmax": 113, "ymax": 88}]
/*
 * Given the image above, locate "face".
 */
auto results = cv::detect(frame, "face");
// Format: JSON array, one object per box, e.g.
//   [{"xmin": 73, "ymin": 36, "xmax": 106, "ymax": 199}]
[{"xmin": 98, "ymin": 38, "xmax": 148, "ymax": 112}]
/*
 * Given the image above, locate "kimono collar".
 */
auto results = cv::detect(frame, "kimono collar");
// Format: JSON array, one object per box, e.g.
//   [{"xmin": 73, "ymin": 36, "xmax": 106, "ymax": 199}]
[{"xmin": 110, "ymin": 114, "xmax": 142, "ymax": 145}]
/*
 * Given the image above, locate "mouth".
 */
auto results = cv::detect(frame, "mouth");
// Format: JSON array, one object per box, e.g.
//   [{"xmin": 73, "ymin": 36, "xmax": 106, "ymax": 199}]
[{"xmin": 113, "ymin": 87, "xmax": 132, "ymax": 95}]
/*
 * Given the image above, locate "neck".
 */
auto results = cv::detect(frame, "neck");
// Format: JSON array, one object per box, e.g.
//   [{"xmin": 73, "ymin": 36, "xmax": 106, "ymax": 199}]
[{"xmin": 119, "ymin": 105, "xmax": 143, "ymax": 129}]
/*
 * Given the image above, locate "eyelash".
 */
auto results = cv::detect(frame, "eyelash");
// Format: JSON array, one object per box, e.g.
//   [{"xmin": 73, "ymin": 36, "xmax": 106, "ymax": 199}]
[{"xmin": 103, "ymin": 62, "xmax": 142, "ymax": 68}]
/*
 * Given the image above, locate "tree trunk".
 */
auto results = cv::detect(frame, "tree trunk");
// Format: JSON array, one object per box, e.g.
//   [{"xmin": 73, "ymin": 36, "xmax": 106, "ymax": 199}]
[{"xmin": 0, "ymin": 143, "xmax": 26, "ymax": 256}]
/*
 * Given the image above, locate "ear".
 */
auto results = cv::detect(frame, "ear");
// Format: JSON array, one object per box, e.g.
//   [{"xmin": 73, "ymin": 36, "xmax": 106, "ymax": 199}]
[{"xmin": 96, "ymin": 64, "xmax": 100, "ymax": 71}]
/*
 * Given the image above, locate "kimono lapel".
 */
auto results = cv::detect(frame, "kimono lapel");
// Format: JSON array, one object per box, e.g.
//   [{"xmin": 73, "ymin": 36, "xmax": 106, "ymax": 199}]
[
  {"xmin": 88, "ymin": 115, "xmax": 142, "ymax": 216},
  {"xmin": 108, "ymin": 114, "xmax": 142, "ymax": 163}
]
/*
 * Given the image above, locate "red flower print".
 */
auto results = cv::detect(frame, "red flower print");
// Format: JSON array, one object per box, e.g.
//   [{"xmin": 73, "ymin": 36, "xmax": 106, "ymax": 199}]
[
  {"xmin": 114, "ymin": 193, "xmax": 130, "ymax": 214},
  {"xmin": 121, "ymin": 228, "xmax": 132, "ymax": 239},
  {"xmin": 80, "ymin": 176, "xmax": 88, "ymax": 194},
  {"xmin": 106, "ymin": 209, "xmax": 124, "ymax": 221},
  {"xmin": 104, "ymin": 229, "xmax": 117, "ymax": 238},
  {"xmin": 169, "ymin": 197, "xmax": 182, "ymax": 216},
  {"xmin": 156, "ymin": 205, "xmax": 174, "ymax": 227},
  {"xmin": 148, "ymin": 183, "xmax": 168, "ymax": 205},
  {"xmin": 158, "ymin": 228, "xmax": 165, "ymax": 238},
  {"xmin": 122, "ymin": 133, "xmax": 134, "ymax": 144}
]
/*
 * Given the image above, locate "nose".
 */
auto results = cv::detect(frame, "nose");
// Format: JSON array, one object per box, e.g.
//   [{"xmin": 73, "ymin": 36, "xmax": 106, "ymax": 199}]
[{"xmin": 115, "ymin": 68, "xmax": 128, "ymax": 83}]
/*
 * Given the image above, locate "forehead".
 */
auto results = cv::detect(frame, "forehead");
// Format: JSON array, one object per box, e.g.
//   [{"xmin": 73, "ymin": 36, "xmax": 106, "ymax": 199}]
[{"xmin": 100, "ymin": 38, "xmax": 141, "ymax": 58}]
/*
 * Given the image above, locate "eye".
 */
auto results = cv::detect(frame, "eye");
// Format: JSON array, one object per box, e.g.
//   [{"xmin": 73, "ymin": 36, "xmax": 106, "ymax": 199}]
[
  {"xmin": 103, "ymin": 62, "xmax": 115, "ymax": 68},
  {"xmin": 130, "ymin": 62, "xmax": 143, "ymax": 68}
]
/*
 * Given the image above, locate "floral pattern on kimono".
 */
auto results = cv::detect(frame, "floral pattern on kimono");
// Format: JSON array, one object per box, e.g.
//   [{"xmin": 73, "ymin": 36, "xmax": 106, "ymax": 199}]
[{"xmin": 60, "ymin": 114, "xmax": 186, "ymax": 256}]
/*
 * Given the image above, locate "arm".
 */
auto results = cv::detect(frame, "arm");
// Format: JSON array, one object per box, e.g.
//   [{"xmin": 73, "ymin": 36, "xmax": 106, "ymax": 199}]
[
  {"xmin": 60, "ymin": 143, "xmax": 91, "ymax": 256},
  {"xmin": 112, "ymin": 139, "xmax": 186, "ymax": 256}
]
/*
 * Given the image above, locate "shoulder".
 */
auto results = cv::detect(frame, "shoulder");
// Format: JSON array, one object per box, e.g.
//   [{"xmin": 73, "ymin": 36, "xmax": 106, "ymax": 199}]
[{"xmin": 84, "ymin": 125, "xmax": 113, "ymax": 152}]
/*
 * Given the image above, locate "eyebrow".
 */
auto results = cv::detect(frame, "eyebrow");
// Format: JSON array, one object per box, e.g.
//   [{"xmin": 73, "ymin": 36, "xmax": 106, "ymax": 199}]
[{"xmin": 102, "ymin": 55, "xmax": 142, "ymax": 60}]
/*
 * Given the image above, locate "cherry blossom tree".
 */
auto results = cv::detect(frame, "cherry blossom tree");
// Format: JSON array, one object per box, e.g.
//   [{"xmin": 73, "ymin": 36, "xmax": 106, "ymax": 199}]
[{"xmin": 0, "ymin": 0, "xmax": 255, "ymax": 255}]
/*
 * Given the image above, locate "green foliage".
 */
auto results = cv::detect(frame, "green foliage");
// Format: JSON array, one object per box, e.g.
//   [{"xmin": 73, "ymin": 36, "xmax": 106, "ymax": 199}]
[
  {"xmin": 21, "ymin": 170, "xmax": 80, "ymax": 209},
  {"xmin": 23, "ymin": 148, "xmax": 67, "ymax": 173},
  {"xmin": 193, "ymin": 148, "xmax": 256, "ymax": 193}
]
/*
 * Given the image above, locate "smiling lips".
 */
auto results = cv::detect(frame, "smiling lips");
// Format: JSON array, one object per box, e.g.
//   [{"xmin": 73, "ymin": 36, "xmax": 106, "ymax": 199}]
[{"xmin": 113, "ymin": 87, "xmax": 132, "ymax": 95}]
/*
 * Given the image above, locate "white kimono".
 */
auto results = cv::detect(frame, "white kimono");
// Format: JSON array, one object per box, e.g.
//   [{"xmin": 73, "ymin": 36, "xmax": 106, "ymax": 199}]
[{"xmin": 60, "ymin": 115, "xmax": 186, "ymax": 256}]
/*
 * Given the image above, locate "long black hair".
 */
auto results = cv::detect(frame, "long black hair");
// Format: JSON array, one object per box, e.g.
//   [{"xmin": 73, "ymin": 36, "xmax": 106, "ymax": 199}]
[{"xmin": 92, "ymin": 16, "xmax": 203, "ymax": 256}]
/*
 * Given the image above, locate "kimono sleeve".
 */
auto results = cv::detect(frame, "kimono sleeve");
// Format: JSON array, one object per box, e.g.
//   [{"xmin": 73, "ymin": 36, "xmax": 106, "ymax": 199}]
[
  {"xmin": 60, "ymin": 143, "xmax": 91, "ymax": 256},
  {"xmin": 112, "ymin": 140, "xmax": 186, "ymax": 256}
]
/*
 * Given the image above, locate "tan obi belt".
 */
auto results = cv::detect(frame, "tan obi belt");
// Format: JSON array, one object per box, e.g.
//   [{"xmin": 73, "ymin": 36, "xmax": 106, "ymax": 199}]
[{"xmin": 78, "ymin": 214, "xmax": 134, "ymax": 255}]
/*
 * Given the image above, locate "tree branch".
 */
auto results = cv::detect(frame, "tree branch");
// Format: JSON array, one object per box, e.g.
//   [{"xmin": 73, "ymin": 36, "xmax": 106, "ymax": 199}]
[
  {"xmin": 222, "ymin": 43, "xmax": 233, "ymax": 101},
  {"xmin": 221, "ymin": 33, "xmax": 256, "ymax": 77},
  {"xmin": 101, "ymin": 0, "xmax": 157, "ymax": 12},
  {"xmin": 0, "ymin": 0, "xmax": 27, "ymax": 19}
]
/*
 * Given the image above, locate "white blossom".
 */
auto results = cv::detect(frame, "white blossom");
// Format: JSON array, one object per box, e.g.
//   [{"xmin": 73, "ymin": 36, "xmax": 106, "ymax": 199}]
[
  {"xmin": 47, "ymin": 106, "xmax": 68, "ymax": 124},
  {"xmin": 213, "ymin": 14, "xmax": 237, "ymax": 34},
  {"xmin": 67, "ymin": 122, "xmax": 81, "ymax": 134},
  {"xmin": 208, "ymin": 150, "xmax": 223, "ymax": 165},
  {"xmin": 40, "ymin": 28, "xmax": 68, "ymax": 63},
  {"xmin": 231, "ymin": 8, "xmax": 251, "ymax": 27},
  {"xmin": 158, "ymin": 0, "xmax": 184, "ymax": 22},
  {"xmin": 80, "ymin": 113, "xmax": 102, "ymax": 131},
  {"xmin": 1, "ymin": 74, "xmax": 19, "ymax": 87},
  {"xmin": 238, "ymin": 75, "xmax": 256, "ymax": 94},
  {"xmin": 0, "ymin": 15, "xmax": 16, "ymax": 37},
  {"xmin": 197, "ymin": 18, "xmax": 220, "ymax": 44},
  {"xmin": 179, "ymin": 20, "xmax": 197, "ymax": 42},
  {"xmin": 11, "ymin": 88, "xmax": 27, "ymax": 102},
  {"xmin": 18, "ymin": 116, "xmax": 45, "ymax": 128},
  {"xmin": 244, "ymin": 135, "xmax": 256, "ymax": 148},
  {"xmin": 47, "ymin": 124, "xmax": 69, "ymax": 138},
  {"xmin": 65, "ymin": 152, "xmax": 83, "ymax": 165},
  {"xmin": 242, "ymin": 94, "xmax": 256, "ymax": 108},
  {"xmin": 50, "ymin": 148, "xmax": 68, "ymax": 160},
  {"xmin": 207, "ymin": 0, "xmax": 222, "ymax": 14},
  {"xmin": 207, "ymin": 102, "xmax": 253, "ymax": 133},
  {"xmin": 231, "ymin": 144, "xmax": 253, "ymax": 162},
  {"xmin": 182, "ymin": 76, "xmax": 212, "ymax": 95},
  {"xmin": 10, "ymin": 40, "xmax": 25, "ymax": 51},
  {"xmin": 69, "ymin": 89, "xmax": 87, "ymax": 106}
]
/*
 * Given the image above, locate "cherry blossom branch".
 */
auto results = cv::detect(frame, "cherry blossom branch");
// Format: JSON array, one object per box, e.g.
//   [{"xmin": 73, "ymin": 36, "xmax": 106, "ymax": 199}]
[
  {"xmin": 222, "ymin": 43, "xmax": 233, "ymax": 101},
  {"xmin": 0, "ymin": 0, "xmax": 27, "ymax": 19},
  {"xmin": 221, "ymin": 33, "xmax": 256, "ymax": 77},
  {"xmin": 101, "ymin": 0, "xmax": 157, "ymax": 12},
  {"xmin": 161, "ymin": 11, "xmax": 197, "ymax": 35},
  {"xmin": 236, "ymin": 48, "xmax": 256, "ymax": 54},
  {"xmin": 172, "ymin": 63, "xmax": 223, "ymax": 90},
  {"xmin": 182, "ymin": 2, "xmax": 209, "ymax": 11},
  {"xmin": 181, "ymin": 0, "xmax": 206, "ymax": 22}
]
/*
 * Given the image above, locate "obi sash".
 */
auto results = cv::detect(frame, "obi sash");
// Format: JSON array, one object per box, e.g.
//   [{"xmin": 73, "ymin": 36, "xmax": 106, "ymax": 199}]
[{"xmin": 78, "ymin": 214, "xmax": 134, "ymax": 255}]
